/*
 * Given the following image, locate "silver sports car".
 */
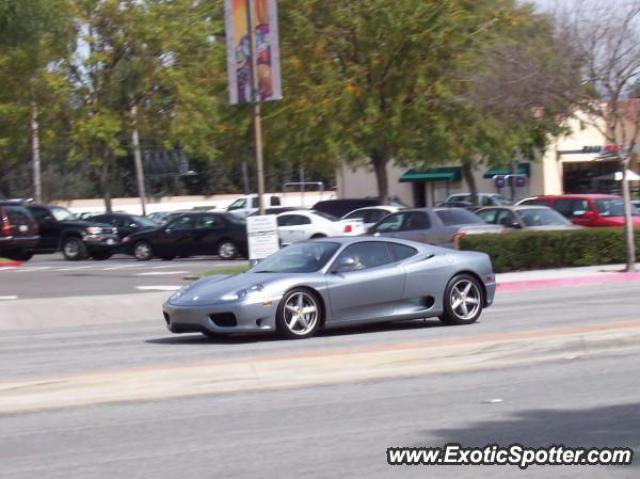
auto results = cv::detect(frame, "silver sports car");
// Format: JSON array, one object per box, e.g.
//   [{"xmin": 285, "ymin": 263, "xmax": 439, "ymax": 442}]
[{"xmin": 163, "ymin": 237, "xmax": 496, "ymax": 339}]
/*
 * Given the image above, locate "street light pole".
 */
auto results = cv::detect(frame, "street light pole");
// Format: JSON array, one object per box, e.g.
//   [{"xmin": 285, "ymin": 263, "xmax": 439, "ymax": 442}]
[
  {"xmin": 620, "ymin": 155, "xmax": 636, "ymax": 272},
  {"xmin": 246, "ymin": 0, "xmax": 266, "ymax": 215}
]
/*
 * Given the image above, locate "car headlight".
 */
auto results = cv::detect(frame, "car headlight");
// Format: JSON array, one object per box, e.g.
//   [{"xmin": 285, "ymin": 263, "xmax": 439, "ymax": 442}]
[
  {"xmin": 85, "ymin": 226, "xmax": 102, "ymax": 235},
  {"xmin": 122, "ymin": 235, "xmax": 131, "ymax": 243},
  {"xmin": 221, "ymin": 284, "xmax": 264, "ymax": 301},
  {"xmin": 170, "ymin": 282, "xmax": 197, "ymax": 302}
]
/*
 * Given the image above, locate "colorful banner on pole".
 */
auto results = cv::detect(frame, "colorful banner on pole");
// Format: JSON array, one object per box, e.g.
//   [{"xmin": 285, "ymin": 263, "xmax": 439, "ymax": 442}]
[{"xmin": 225, "ymin": 0, "xmax": 282, "ymax": 104}]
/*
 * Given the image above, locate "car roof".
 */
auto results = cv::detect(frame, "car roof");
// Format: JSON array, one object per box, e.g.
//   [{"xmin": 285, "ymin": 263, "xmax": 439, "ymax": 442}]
[{"xmin": 304, "ymin": 236, "xmax": 428, "ymax": 248}]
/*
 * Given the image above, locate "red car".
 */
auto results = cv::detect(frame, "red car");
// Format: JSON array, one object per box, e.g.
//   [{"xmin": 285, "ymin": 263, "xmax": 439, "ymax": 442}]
[{"xmin": 517, "ymin": 194, "xmax": 640, "ymax": 227}]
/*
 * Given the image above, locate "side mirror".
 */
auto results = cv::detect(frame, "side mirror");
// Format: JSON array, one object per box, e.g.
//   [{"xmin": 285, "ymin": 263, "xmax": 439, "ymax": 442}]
[
  {"xmin": 164, "ymin": 228, "xmax": 172, "ymax": 234},
  {"xmin": 335, "ymin": 256, "xmax": 357, "ymax": 273},
  {"xmin": 511, "ymin": 222, "xmax": 522, "ymax": 229},
  {"xmin": 130, "ymin": 223, "xmax": 139, "ymax": 228}
]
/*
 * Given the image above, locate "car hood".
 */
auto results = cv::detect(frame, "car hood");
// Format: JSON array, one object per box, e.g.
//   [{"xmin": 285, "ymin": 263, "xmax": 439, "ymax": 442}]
[{"xmin": 167, "ymin": 272, "xmax": 289, "ymax": 306}]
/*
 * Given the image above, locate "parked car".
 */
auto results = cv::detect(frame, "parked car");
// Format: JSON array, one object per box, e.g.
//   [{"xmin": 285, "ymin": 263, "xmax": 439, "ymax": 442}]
[
  {"xmin": 444, "ymin": 193, "xmax": 511, "ymax": 207},
  {"xmin": 146, "ymin": 211, "xmax": 189, "ymax": 225},
  {"xmin": 312, "ymin": 197, "xmax": 407, "ymax": 219},
  {"xmin": 24, "ymin": 204, "xmax": 119, "ymax": 260},
  {"xmin": 87, "ymin": 213, "xmax": 159, "ymax": 240},
  {"xmin": 517, "ymin": 194, "xmax": 640, "ymax": 227},
  {"xmin": 248, "ymin": 206, "xmax": 301, "ymax": 216},
  {"xmin": 227, "ymin": 194, "xmax": 282, "ymax": 218},
  {"xmin": 366, "ymin": 208, "xmax": 504, "ymax": 247},
  {"xmin": 340, "ymin": 206, "xmax": 402, "ymax": 230},
  {"xmin": 122, "ymin": 211, "xmax": 248, "ymax": 260},
  {"xmin": 163, "ymin": 237, "xmax": 496, "ymax": 339},
  {"xmin": 276, "ymin": 210, "xmax": 365, "ymax": 246},
  {"xmin": 476, "ymin": 206, "xmax": 579, "ymax": 231},
  {"xmin": 0, "ymin": 202, "xmax": 39, "ymax": 261}
]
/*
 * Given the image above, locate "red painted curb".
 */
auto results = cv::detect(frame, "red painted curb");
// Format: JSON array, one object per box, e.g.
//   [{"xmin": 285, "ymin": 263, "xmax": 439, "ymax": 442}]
[
  {"xmin": 497, "ymin": 272, "xmax": 640, "ymax": 292},
  {"xmin": 0, "ymin": 260, "xmax": 22, "ymax": 267}
]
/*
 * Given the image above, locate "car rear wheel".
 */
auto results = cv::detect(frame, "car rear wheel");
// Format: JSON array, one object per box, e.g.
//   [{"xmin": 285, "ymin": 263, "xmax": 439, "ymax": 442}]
[
  {"xmin": 277, "ymin": 288, "xmax": 322, "ymax": 339},
  {"xmin": 217, "ymin": 240, "xmax": 238, "ymax": 259},
  {"xmin": 133, "ymin": 240, "xmax": 153, "ymax": 261},
  {"xmin": 439, "ymin": 274, "xmax": 483, "ymax": 325},
  {"xmin": 62, "ymin": 237, "xmax": 88, "ymax": 261}
]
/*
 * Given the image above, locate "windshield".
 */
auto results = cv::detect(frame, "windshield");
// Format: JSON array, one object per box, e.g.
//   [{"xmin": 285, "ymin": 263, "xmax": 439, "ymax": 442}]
[
  {"xmin": 50, "ymin": 206, "xmax": 75, "ymax": 221},
  {"xmin": 436, "ymin": 209, "xmax": 484, "ymax": 226},
  {"xmin": 493, "ymin": 194, "xmax": 511, "ymax": 205},
  {"xmin": 132, "ymin": 215, "xmax": 158, "ymax": 227},
  {"xmin": 519, "ymin": 208, "xmax": 571, "ymax": 226},
  {"xmin": 227, "ymin": 198, "xmax": 246, "ymax": 210},
  {"xmin": 595, "ymin": 199, "xmax": 639, "ymax": 217},
  {"xmin": 252, "ymin": 242, "xmax": 340, "ymax": 273}
]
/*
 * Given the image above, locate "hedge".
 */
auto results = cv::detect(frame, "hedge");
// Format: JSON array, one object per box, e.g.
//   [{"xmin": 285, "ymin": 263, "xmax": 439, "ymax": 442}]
[{"xmin": 459, "ymin": 228, "xmax": 639, "ymax": 273}]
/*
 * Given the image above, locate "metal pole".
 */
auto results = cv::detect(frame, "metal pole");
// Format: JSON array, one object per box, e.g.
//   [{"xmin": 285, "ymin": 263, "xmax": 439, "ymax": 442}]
[
  {"xmin": 246, "ymin": 0, "xmax": 265, "ymax": 215},
  {"xmin": 300, "ymin": 166, "xmax": 305, "ymax": 206},
  {"xmin": 621, "ymin": 157, "xmax": 636, "ymax": 271},
  {"xmin": 30, "ymin": 101, "xmax": 42, "ymax": 203}
]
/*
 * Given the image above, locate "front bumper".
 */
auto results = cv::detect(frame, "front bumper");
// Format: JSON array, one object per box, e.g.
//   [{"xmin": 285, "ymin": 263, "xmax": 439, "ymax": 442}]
[
  {"xmin": 83, "ymin": 234, "xmax": 120, "ymax": 251},
  {"xmin": 163, "ymin": 297, "xmax": 278, "ymax": 335}
]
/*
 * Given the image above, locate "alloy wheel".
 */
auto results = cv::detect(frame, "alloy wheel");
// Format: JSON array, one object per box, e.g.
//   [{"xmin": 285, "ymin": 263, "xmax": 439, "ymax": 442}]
[
  {"xmin": 449, "ymin": 279, "xmax": 481, "ymax": 321},
  {"xmin": 283, "ymin": 291, "xmax": 319, "ymax": 336}
]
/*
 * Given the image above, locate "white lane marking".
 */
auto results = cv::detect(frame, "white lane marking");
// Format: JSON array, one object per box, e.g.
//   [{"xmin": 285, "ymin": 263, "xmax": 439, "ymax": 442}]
[
  {"xmin": 0, "ymin": 295, "xmax": 18, "ymax": 300},
  {"xmin": 55, "ymin": 266, "xmax": 93, "ymax": 272},
  {"xmin": 137, "ymin": 271, "xmax": 188, "ymax": 276},
  {"xmin": 0, "ymin": 267, "xmax": 18, "ymax": 271},
  {"xmin": 13, "ymin": 267, "xmax": 51, "ymax": 272},
  {"xmin": 102, "ymin": 264, "xmax": 141, "ymax": 271},
  {"xmin": 135, "ymin": 285, "xmax": 182, "ymax": 291}
]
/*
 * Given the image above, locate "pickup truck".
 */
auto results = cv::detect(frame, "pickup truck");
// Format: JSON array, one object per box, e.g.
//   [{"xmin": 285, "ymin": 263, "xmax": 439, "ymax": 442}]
[{"xmin": 25, "ymin": 204, "xmax": 120, "ymax": 260}]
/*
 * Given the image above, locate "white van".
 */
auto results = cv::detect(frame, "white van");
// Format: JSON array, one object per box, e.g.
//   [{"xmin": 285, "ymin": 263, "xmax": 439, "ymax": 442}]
[{"xmin": 226, "ymin": 194, "xmax": 282, "ymax": 218}]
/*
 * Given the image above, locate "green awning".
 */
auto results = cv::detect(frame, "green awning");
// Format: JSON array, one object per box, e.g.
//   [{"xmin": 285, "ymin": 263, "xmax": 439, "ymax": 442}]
[
  {"xmin": 399, "ymin": 167, "xmax": 462, "ymax": 183},
  {"xmin": 483, "ymin": 163, "xmax": 530, "ymax": 179}
]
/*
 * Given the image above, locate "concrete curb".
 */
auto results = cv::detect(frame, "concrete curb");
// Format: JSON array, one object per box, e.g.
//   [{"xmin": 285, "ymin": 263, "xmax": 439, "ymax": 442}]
[{"xmin": 497, "ymin": 271, "xmax": 640, "ymax": 292}]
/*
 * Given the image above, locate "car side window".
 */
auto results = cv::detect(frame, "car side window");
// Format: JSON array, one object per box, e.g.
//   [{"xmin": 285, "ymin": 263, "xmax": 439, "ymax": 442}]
[
  {"xmin": 373, "ymin": 213, "xmax": 404, "ymax": 232},
  {"xmin": 344, "ymin": 210, "xmax": 367, "ymax": 220},
  {"xmin": 278, "ymin": 215, "xmax": 310, "ymax": 227},
  {"xmin": 336, "ymin": 241, "xmax": 395, "ymax": 271},
  {"xmin": 365, "ymin": 209, "xmax": 387, "ymax": 224},
  {"xmin": 572, "ymin": 200, "xmax": 589, "ymax": 216},
  {"xmin": 28, "ymin": 207, "xmax": 54, "ymax": 222},
  {"xmin": 553, "ymin": 199, "xmax": 574, "ymax": 218},
  {"xmin": 198, "ymin": 214, "xmax": 222, "ymax": 228},
  {"xmin": 170, "ymin": 215, "xmax": 196, "ymax": 230},
  {"xmin": 477, "ymin": 209, "xmax": 498, "ymax": 224},
  {"xmin": 388, "ymin": 242, "xmax": 418, "ymax": 261},
  {"xmin": 401, "ymin": 212, "xmax": 430, "ymax": 231},
  {"xmin": 270, "ymin": 196, "xmax": 281, "ymax": 206},
  {"xmin": 495, "ymin": 210, "xmax": 516, "ymax": 227}
]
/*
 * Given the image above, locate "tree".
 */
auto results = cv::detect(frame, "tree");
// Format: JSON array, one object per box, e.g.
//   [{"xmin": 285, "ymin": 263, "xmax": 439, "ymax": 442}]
[{"xmin": 563, "ymin": 0, "xmax": 640, "ymax": 271}]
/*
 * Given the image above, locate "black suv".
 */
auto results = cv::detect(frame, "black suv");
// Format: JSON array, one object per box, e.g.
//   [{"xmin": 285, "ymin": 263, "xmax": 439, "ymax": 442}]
[
  {"xmin": 0, "ymin": 202, "xmax": 40, "ymax": 261},
  {"xmin": 25, "ymin": 204, "xmax": 120, "ymax": 260}
]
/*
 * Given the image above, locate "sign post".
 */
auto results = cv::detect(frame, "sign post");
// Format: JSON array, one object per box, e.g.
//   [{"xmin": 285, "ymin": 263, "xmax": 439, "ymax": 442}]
[{"xmin": 247, "ymin": 215, "xmax": 280, "ymax": 261}]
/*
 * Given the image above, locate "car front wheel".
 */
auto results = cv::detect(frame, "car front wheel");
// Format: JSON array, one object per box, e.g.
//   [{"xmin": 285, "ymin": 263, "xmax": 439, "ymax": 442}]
[
  {"xmin": 62, "ymin": 237, "xmax": 88, "ymax": 261},
  {"xmin": 276, "ymin": 288, "xmax": 322, "ymax": 339},
  {"xmin": 439, "ymin": 274, "xmax": 483, "ymax": 325},
  {"xmin": 217, "ymin": 240, "xmax": 238, "ymax": 259}
]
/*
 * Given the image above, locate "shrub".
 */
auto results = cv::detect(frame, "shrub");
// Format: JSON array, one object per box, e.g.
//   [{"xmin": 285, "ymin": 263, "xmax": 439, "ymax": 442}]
[{"xmin": 459, "ymin": 228, "xmax": 639, "ymax": 273}]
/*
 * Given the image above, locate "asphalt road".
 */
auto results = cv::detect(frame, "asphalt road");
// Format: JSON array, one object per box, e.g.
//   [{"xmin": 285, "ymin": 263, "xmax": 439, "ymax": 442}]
[
  {"xmin": 1, "ymin": 280, "xmax": 639, "ymax": 478},
  {"xmin": 0, "ymin": 254, "xmax": 247, "ymax": 299}
]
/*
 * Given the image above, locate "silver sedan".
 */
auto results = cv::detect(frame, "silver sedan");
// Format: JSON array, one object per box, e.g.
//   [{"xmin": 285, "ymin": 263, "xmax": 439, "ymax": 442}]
[{"xmin": 163, "ymin": 237, "xmax": 496, "ymax": 339}]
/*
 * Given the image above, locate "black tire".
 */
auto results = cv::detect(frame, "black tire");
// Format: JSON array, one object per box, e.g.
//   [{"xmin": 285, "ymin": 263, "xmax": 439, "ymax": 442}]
[
  {"xmin": 217, "ymin": 240, "xmax": 238, "ymax": 259},
  {"xmin": 62, "ymin": 237, "xmax": 88, "ymax": 261},
  {"xmin": 133, "ymin": 240, "xmax": 153, "ymax": 261},
  {"xmin": 91, "ymin": 252, "xmax": 113, "ymax": 261},
  {"xmin": 276, "ymin": 288, "xmax": 323, "ymax": 339},
  {"xmin": 439, "ymin": 274, "xmax": 483, "ymax": 325}
]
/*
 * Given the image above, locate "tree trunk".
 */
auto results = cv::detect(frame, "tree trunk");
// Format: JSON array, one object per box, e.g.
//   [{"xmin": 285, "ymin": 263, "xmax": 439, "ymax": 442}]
[
  {"xmin": 621, "ymin": 157, "xmax": 636, "ymax": 272},
  {"xmin": 101, "ymin": 158, "xmax": 112, "ymax": 213},
  {"xmin": 131, "ymin": 103, "xmax": 147, "ymax": 216},
  {"xmin": 370, "ymin": 150, "xmax": 389, "ymax": 205},
  {"xmin": 30, "ymin": 101, "xmax": 42, "ymax": 203},
  {"xmin": 462, "ymin": 159, "xmax": 478, "ymax": 206}
]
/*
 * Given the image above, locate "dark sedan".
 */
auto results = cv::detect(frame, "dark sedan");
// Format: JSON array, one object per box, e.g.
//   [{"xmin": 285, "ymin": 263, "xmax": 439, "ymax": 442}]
[{"xmin": 122, "ymin": 212, "xmax": 248, "ymax": 260}]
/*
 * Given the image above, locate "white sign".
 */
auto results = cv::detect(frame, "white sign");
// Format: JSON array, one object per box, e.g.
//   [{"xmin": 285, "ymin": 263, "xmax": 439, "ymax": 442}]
[{"xmin": 247, "ymin": 215, "xmax": 280, "ymax": 260}]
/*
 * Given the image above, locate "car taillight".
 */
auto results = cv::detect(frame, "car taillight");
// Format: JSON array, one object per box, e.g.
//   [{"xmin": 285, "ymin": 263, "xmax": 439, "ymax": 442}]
[
  {"xmin": 0, "ymin": 213, "xmax": 10, "ymax": 236},
  {"xmin": 451, "ymin": 231, "xmax": 466, "ymax": 246},
  {"xmin": 343, "ymin": 224, "xmax": 353, "ymax": 233}
]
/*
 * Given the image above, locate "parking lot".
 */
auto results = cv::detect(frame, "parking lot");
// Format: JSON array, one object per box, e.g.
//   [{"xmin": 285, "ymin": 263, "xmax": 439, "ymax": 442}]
[{"xmin": 0, "ymin": 254, "xmax": 248, "ymax": 300}]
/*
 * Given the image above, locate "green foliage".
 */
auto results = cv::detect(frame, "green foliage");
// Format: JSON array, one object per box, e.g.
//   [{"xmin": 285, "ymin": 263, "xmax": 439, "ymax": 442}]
[{"xmin": 460, "ymin": 229, "xmax": 640, "ymax": 273}]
